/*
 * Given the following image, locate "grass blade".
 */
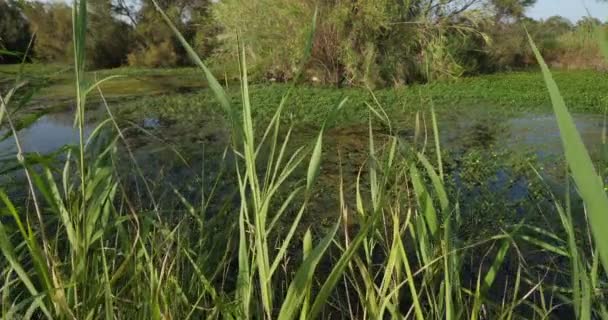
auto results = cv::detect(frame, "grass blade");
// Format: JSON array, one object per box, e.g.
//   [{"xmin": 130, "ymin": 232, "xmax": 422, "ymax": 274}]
[
  {"xmin": 307, "ymin": 131, "xmax": 323, "ymax": 192},
  {"xmin": 278, "ymin": 223, "xmax": 339, "ymax": 320},
  {"xmin": 528, "ymin": 33, "xmax": 608, "ymax": 275},
  {"xmin": 151, "ymin": 0, "xmax": 236, "ymax": 127}
]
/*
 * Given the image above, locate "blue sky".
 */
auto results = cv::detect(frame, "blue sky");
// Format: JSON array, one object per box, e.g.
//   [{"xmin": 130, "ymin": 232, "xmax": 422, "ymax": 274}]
[{"xmin": 527, "ymin": 0, "xmax": 608, "ymax": 22}]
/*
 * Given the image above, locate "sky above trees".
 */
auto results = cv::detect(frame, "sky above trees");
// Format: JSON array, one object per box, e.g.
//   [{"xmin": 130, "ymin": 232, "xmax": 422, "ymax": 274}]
[{"xmin": 527, "ymin": 0, "xmax": 607, "ymax": 21}]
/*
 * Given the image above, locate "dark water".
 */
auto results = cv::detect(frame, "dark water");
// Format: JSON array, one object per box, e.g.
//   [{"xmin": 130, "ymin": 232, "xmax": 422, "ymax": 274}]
[
  {"xmin": 508, "ymin": 114, "xmax": 606, "ymax": 159},
  {"xmin": 0, "ymin": 109, "xmax": 600, "ymax": 318},
  {"xmin": 2, "ymin": 110, "xmax": 605, "ymax": 157},
  {"xmin": 434, "ymin": 112, "xmax": 605, "ymax": 211},
  {"xmin": 1, "ymin": 110, "xmax": 605, "ymax": 209},
  {"xmin": 441, "ymin": 113, "xmax": 606, "ymax": 158},
  {"xmin": 0, "ymin": 113, "xmax": 167, "ymax": 156}
]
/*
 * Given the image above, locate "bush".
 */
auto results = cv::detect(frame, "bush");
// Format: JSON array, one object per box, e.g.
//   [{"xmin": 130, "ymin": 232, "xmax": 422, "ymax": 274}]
[
  {"xmin": 23, "ymin": 2, "xmax": 74, "ymax": 63},
  {"xmin": 0, "ymin": 0, "xmax": 31, "ymax": 64},
  {"xmin": 213, "ymin": 1, "xmax": 498, "ymax": 86},
  {"xmin": 126, "ymin": 2, "xmax": 186, "ymax": 68},
  {"xmin": 87, "ymin": 2, "xmax": 134, "ymax": 69},
  {"xmin": 127, "ymin": 41, "xmax": 178, "ymax": 68},
  {"xmin": 213, "ymin": 0, "xmax": 314, "ymax": 81},
  {"xmin": 554, "ymin": 26, "xmax": 607, "ymax": 70},
  {"xmin": 22, "ymin": 1, "xmax": 134, "ymax": 68}
]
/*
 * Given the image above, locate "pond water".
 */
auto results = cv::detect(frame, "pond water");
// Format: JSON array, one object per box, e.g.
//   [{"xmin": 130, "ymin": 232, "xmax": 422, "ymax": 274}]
[
  {"xmin": 1, "ymin": 108, "xmax": 605, "ymax": 236},
  {"xmin": 508, "ymin": 114, "xmax": 606, "ymax": 157},
  {"xmin": 440, "ymin": 113, "xmax": 606, "ymax": 158},
  {"xmin": 436, "ymin": 112, "xmax": 605, "ymax": 217},
  {"xmin": 2, "ymin": 110, "xmax": 605, "ymax": 157},
  {"xmin": 1, "ymin": 109, "xmax": 606, "ymax": 209},
  {"xmin": 4, "ymin": 111, "xmax": 604, "ymax": 177},
  {"xmin": 0, "ymin": 112, "xmax": 96, "ymax": 155}
]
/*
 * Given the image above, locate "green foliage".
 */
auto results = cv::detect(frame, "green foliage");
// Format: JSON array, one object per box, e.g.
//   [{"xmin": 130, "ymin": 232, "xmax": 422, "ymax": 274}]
[
  {"xmin": 126, "ymin": 1, "xmax": 180, "ymax": 67},
  {"xmin": 127, "ymin": 0, "xmax": 217, "ymax": 68},
  {"xmin": 23, "ymin": 2, "xmax": 74, "ymax": 63},
  {"xmin": 116, "ymin": 70, "xmax": 608, "ymax": 132},
  {"xmin": 484, "ymin": 15, "xmax": 607, "ymax": 72},
  {"xmin": 554, "ymin": 24, "xmax": 607, "ymax": 70},
  {"xmin": 0, "ymin": 0, "xmax": 31, "ymax": 64},
  {"xmin": 213, "ymin": 0, "xmax": 315, "ymax": 80},
  {"xmin": 0, "ymin": 0, "xmax": 222, "ymax": 69},
  {"xmin": 190, "ymin": 2, "xmax": 220, "ymax": 60},
  {"xmin": 214, "ymin": 0, "xmax": 496, "ymax": 85},
  {"xmin": 22, "ymin": 1, "xmax": 133, "ymax": 68},
  {"xmin": 491, "ymin": 0, "xmax": 537, "ymax": 19},
  {"xmin": 127, "ymin": 40, "xmax": 179, "ymax": 67},
  {"xmin": 530, "ymin": 30, "xmax": 608, "ymax": 277},
  {"xmin": 2, "ymin": 0, "xmax": 606, "ymax": 79},
  {"xmin": 88, "ymin": 0, "xmax": 134, "ymax": 68}
]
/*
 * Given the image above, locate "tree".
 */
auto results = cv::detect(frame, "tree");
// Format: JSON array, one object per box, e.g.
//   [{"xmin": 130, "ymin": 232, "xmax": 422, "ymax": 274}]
[
  {"xmin": 0, "ymin": 0, "xmax": 32, "ymax": 64},
  {"xmin": 22, "ymin": 0, "xmax": 133, "ymax": 68},
  {"xmin": 490, "ymin": 0, "xmax": 537, "ymax": 20},
  {"xmin": 23, "ymin": 2, "xmax": 74, "ymax": 63},
  {"xmin": 213, "ymin": 0, "xmax": 314, "ymax": 79},
  {"xmin": 189, "ymin": 1, "xmax": 220, "ymax": 60},
  {"xmin": 127, "ymin": 1, "xmax": 181, "ymax": 67},
  {"xmin": 474, "ymin": 0, "xmax": 540, "ymax": 72},
  {"xmin": 89, "ymin": 0, "xmax": 134, "ymax": 68},
  {"xmin": 110, "ymin": 0, "xmax": 142, "ymax": 26},
  {"xmin": 576, "ymin": 16, "xmax": 602, "ymax": 31},
  {"xmin": 214, "ymin": 0, "xmax": 497, "ymax": 85},
  {"xmin": 127, "ymin": 0, "xmax": 217, "ymax": 67},
  {"xmin": 544, "ymin": 15, "xmax": 573, "ymax": 35}
]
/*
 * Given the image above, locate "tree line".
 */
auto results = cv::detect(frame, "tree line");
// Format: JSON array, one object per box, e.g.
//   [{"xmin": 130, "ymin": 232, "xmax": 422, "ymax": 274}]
[
  {"xmin": 0, "ymin": 0, "xmax": 606, "ymax": 85},
  {"xmin": 0, "ymin": 0, "xmax": 217, "ymax": 68}
]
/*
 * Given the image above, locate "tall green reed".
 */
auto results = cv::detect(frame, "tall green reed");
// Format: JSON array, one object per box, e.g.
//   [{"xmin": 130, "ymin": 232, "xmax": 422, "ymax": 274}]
[
  {"xmin": 529, "ymin": 31, "xmax": 608, "ymax": 274},
  {"xmin": 520, "ymin": 30, "xmax": 608, "ymax": 319}
]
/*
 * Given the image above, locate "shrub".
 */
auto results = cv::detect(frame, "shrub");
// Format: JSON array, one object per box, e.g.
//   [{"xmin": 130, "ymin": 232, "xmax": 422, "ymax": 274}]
[
  {"xmin": 87, "ymin": 1, "xmax": 134, "ymax": 68},
  {"xmin": 23, "ymin": 2, "xmax": 74, "ymax": 63},
  {"xmin": 127, "ymin": 41, "xmax": 178, "ymax": 68},
  {"xmin": 0, "ymin": 0, "xmax": 31, "ymax": 64}
]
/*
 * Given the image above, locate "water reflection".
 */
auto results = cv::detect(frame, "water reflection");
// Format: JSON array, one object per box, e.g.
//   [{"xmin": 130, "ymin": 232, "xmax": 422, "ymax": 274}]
[
  {"xmin": 0, "ymin": 112, "xmax": 95, "ymax": 155},
  {"xmin": 507, "ymin": 114, "xmax": 605, "ymax": 158},
  {"xmin": 439, "ymin": 113, "xmax": 605, "ymax": 158},
  {"xmin": 0, "ymin": 109, "xmax": 605, "ymax": 233}
]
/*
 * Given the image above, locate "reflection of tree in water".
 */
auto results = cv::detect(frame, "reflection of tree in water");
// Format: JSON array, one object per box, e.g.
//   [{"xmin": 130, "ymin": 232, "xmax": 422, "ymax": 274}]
[
  {"xmin": 44, "ymin": 111, "xmax": 77, "ymax": 126},
  {"xmin": 508, "ymin": 115, "xmax": 605, "ymax": 158},
  {"xmin": 442, "ymin": 116, "xmax": 504, "ymax": 151},
  {"xmin": 0, "ymin": 110, "xmax": 99, "ymax": 154},
  {"xmin": 463, "ymin": 122, "xmax": 499, "ymax": 149}
]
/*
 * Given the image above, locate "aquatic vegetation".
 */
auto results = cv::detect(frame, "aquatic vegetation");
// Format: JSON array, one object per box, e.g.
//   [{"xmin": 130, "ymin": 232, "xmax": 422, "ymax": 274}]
[
  {"xmin": 111, "ymin": 70, "xmax": 608, "ymax": 134},
  {"xmin": 3, "ymin": 63, "xmax": 608, "ymax": 122}
]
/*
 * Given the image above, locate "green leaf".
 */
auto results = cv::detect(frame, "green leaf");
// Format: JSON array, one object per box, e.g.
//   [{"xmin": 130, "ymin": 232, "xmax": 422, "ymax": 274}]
[
  {"xmin": 417, "ymin": 153, "xmax": 448, "ymax": 212},
  {"xmin": 0, "ymin": 214, "xmax": 51, "ymax": 318},
  {"xmin": 306, "ymin": 130, "xmax": 323, "ymax": 192},
  {"xmin": 151, "ymin": 0, "xmax": 236, "ymax": 127},
  {"xmin": 528, "ymin": 33, "xmax": 608, "ymax": 275},
  {"xmin": 278, "ymin": 224, "xmax": 338, "ymax": 320},
  {"xmin": 410, "ymin": 164, "xmax": 439, "ymax": 238},
  {"xmin": 237, "ymin": 205, "xmax": 251, "ymax": 317},
  {"xmin": 308, "ymin": 209, "xmax": 381, "ymax": 319},
  {"xmin": 430, "ymin": 106, "xmax": 444, "ymax": 181}
]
